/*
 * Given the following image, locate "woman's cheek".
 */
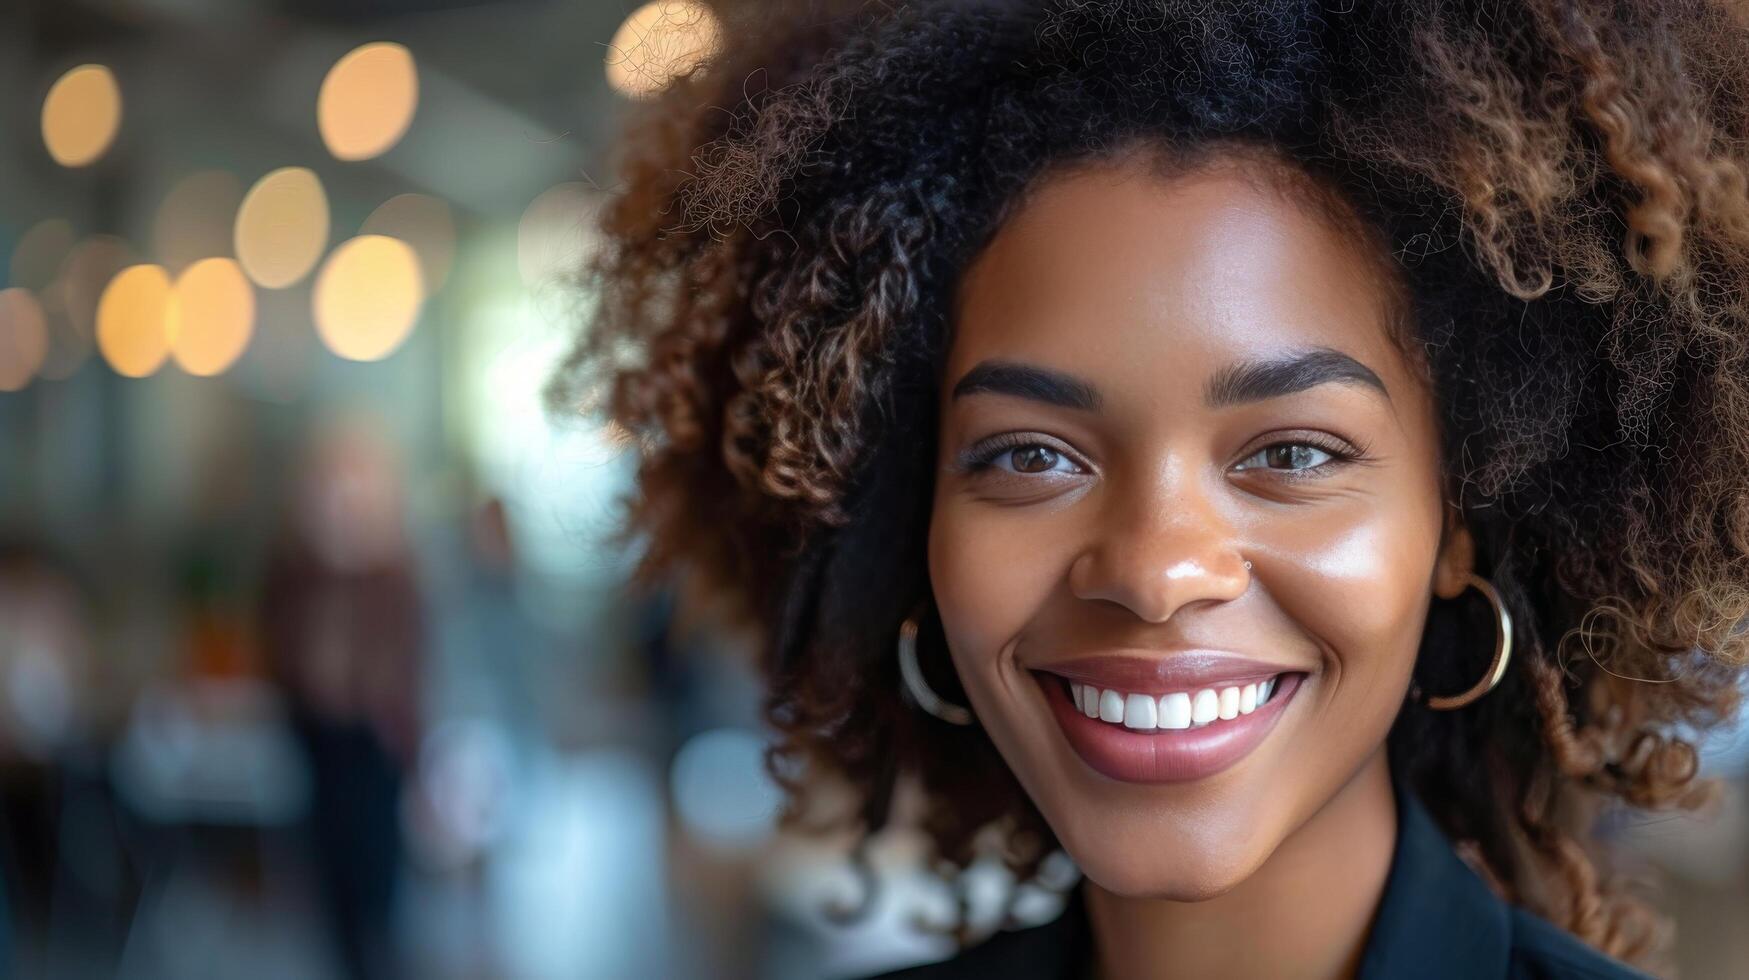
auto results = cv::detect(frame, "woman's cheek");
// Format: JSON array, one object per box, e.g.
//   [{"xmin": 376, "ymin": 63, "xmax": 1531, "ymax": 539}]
[
  {"xmin": 1260, "ymin": 508, "xmax": 1437, "ymax": 690},
  {"xmin": 927, "ymin": 498, "xmax": 1065, "ymax": 668}
]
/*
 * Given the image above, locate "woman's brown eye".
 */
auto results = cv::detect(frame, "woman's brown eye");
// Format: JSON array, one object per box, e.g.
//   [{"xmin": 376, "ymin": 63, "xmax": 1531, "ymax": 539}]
[
  {"xmin": 1269, "ymin": 445, "xmax": 1319, "ymax": 469},
  {"xmin": 1233, "ymin": 442, "xmax": 1337, "ymax": 472},
  {"xmin": 1010, "ymin": 445, "xmax": 1060, "ymax": 473},
  {"xmin": 958, "ymin": 438, "xmax": 1085, "ymax": 477}
]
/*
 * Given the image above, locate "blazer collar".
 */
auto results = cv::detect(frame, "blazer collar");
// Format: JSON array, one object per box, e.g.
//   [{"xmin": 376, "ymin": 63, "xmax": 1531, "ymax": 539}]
[{"xmin": 1354, "ymin": 770, "xmax": 1512, "ymax": 978}]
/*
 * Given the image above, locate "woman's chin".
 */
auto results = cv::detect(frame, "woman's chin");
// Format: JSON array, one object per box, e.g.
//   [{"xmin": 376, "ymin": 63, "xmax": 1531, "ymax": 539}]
[{"xmin": 1068, "ymin": 844, "xmax": 1265, "ymax": 903}]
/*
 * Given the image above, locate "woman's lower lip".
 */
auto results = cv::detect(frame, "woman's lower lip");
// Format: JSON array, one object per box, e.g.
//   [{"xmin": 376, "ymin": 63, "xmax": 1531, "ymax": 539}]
[{"xmin": 1037, "ymin": 669, "xmax": 1305, "ymax": 784}]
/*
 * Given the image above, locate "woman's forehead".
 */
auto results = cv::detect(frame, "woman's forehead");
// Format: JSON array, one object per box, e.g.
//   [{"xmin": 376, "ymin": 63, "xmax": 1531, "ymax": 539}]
[{"xmin": 946, "ymin": 157, "xmax": 1419, "ymax": 401}]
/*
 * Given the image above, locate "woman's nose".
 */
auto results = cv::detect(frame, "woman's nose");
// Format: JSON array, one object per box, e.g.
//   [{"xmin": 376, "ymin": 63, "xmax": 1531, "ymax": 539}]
[{"xmin": 1066, "ymin": 475, "xmax": 1250, "ymax": 623}]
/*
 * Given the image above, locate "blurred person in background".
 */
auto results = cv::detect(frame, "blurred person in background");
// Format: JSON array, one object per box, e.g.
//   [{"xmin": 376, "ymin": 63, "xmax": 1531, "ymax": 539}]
[
  {"xmin": 548, "ymin": 1, "xmax": 1749, "ymax": 978},
  {"xmin": 0, "ymin": 540, "xmax": 122, "ymax": 974},
  {"xmin": 258, "ymin": 416, "xmax": 424, "ymax": 980}
]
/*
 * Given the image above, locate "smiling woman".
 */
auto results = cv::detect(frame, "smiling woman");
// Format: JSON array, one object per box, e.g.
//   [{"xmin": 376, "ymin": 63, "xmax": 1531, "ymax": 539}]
[
  {"xmin": 923, "ymin": 152, "xmax": 1480, "ymax": 973},
  {"xmin": 931, "ymin": 151, "xmax": 1445, "ymax": 850},
  {"xmin": 547, "ymin": 1, "xmax": 1749, "ymax": 977}
]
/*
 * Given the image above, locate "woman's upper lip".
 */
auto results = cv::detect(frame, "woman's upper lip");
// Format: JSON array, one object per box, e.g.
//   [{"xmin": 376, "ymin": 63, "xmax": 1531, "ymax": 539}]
[{"xmin": 1031, "ymin": 652, "xmax": 1303, "ymax": 694}]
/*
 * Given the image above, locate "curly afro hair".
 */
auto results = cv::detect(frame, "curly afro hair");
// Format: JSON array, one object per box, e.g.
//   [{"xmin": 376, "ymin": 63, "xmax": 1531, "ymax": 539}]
[{"xmin": 549, "ymin": 0, "xmax": 1749, "ymax": 970}]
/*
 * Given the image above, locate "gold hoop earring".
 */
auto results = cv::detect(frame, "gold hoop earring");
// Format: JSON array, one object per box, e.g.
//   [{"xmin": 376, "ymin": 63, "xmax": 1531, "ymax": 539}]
[
  {"xmin": 897, "ymin": 610, "xmax": 975, "ymax": 726},
  {"xmin": 1413, "ymin": 572, "xmax": 1513, "ymax": 711}
]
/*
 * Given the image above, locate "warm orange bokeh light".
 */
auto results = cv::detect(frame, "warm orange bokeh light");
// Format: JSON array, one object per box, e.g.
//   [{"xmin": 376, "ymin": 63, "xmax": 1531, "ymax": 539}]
[
  {"xmin": 312, "ymin": 235, "xmax": 424, "ymax": 361},
  {"xmin": 604, "ymin": 2, "xmax": 720, "ymax": 99},
  {"xmin": 96, "ymin": 264, "xmax": 173, "ymax": 378},
  {"xmin": 42, "ymin": 64, "xmax": 122, "ymax": 167},
  {"xmin": 318, "ymin": 42, "xmax": 419, "ymax": 162},
  {"xmin": 235, "ymin": 167, "xmax": 330, "ymax": 288},
  {"xmin": 169, "ymin": 257, "xmax": 255, "ymax": 377}
]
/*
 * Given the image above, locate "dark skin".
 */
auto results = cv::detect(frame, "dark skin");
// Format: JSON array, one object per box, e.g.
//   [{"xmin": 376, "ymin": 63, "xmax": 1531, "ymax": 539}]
[{"xmin": 927, "ymin": 150, "xmax": 1478, "ymax": 979}]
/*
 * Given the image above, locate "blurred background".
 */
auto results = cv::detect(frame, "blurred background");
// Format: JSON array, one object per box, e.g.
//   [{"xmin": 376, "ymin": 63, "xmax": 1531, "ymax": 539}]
[{"xmin": 0, "ymin": 1, "xmax": 1746, "ymax": 978}]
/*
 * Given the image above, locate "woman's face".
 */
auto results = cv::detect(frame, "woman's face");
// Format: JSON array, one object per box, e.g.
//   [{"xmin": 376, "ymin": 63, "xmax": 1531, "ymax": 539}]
[{"xmin": 927, "ymin": 152, "xmax": 1474, "ymax": 899}]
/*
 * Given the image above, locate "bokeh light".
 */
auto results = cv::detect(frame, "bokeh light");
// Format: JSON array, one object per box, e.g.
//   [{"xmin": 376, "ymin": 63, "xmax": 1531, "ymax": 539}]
[
  {"xmin": 42, "ymin": 235, "xmax": 136, "ymax": 379},
  {"xmin": 318, "ymin": 42, "xmax": 419, "ymax": 162},
  {"xmin": 235, "ymin": 167, "xmax": 330, "ymax": 288},
  {"xmin": 96, "ymin": 264, "xmax": 173, "ymax": 378},
  {"xmin": 362, "ymin": 193, "xmax": 456, "ymax": 294},
  {"xmin": 41, "ymin": 64, "xmax": 122, "ymax": 167},
  {"xmin": 168, "ymin": 257, "xmax": 255, "ymax": 377},
  {"xmin": 604, "ymin": 2, "xmax": 721, "ymax": 99},
  {"xmin": 9, "ymin": 218, "xmax": 77, "ymax": 291},
  {"xmin": 312, "ymin": 235, "xmax": 423, "ymax": 362},
  {"xmin": 56, "ymin": 236, "xmax": 137, "ymax": 336},
  {"xmin": 153, "ymin": 170, "xmax": 245, "ymax": 273},
  {"xmin": 0, "ymin": 288, "xmax": 50, "ymax": 392},
  {"xmin": 517, "ymin": 182, "xmax": 599, "ymax": 288},
  {"xmin": 668, "ymin": 728, "xmax": 781, "ymax": 851}
]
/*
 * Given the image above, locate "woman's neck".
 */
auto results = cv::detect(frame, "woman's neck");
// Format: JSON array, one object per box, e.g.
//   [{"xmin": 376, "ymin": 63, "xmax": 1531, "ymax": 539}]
[{"xmin": 1081, "ymin": 747, "xmax": 1398, "ymax": 980}]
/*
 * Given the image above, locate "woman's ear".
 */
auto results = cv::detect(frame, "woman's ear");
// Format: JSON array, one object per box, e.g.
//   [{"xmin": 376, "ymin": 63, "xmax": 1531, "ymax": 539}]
[{"xmin": 1432, "ymin": 501, "xmax": 1475, "ymax": 601}]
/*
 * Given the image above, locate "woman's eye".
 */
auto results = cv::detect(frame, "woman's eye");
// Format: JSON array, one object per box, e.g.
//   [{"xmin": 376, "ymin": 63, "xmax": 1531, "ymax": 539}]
[
  {"xmin": 956, "ymin": 436, "xmax": 1089, "ymax": 481},
  {"xmin": 1234, "ymin": 442, "xmax": 1337, "ymax": 472},
  {"xmin": 1000, "ymin": 444, "xmax": 1075, "ymax": 475}
]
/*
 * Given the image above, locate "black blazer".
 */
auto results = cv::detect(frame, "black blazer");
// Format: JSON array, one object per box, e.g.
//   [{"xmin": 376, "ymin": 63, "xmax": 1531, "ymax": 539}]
[{"xmin": 864, "ymin": 772, "xmax": 1655, "ymax": 979}]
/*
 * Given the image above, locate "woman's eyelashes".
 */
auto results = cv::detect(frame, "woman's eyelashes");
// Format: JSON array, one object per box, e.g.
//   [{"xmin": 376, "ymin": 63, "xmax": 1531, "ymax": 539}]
[
  {"xmin": 1231, "ymin": 434, "xmax": 1369, "ymax": 478},
  {"xmin": 955, "ymin": 431, "xmax": 1370, "ymax": 481},
  {"xmin": 957, "ymin": 433, "xmax": 1089, "ymax": 477}
]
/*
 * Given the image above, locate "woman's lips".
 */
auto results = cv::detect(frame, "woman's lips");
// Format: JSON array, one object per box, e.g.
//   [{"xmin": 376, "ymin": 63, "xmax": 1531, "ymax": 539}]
[{"xmin": 1036, "ymin": 668, "xmax": 1305, "ymax": 784}]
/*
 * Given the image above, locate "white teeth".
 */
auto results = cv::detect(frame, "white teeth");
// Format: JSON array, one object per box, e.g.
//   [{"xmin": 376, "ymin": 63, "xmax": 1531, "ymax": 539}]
[
  {"xmin": 1123, "ymin": 693, "xmax": 1157, "ymax": 730},
  {"xmin": 1217, "ymin": 686, "xmax": 1240, "ymax": 720},
  {"xmin": 1159, "ymin": 691, "xmax": 1192, "ymax": 729},
  {"xmin": 1098, "ymin": 688, "xmax": 1125, "ymax": 723},
  {"xmin": 1068, "ymin": 675, "xmax": 1289, "ymax": 732},
  {"xmin": 1190, "ymin": 689, "xmax": 1219, "ymax": 725}
]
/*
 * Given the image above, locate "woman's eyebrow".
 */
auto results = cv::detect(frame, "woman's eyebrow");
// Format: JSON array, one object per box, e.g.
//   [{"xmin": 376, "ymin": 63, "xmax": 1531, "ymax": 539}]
[
  {"xmin": 950, "ymin": 359, "xmax": 1103, "ymax": 411},
  {"xmin": 1203, "ymin": 347, "xmax": 1391, "ymax": 408},
  {"xmin": 948, "ymin": 347, "xmax": 1389, "ymax": 412}
]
